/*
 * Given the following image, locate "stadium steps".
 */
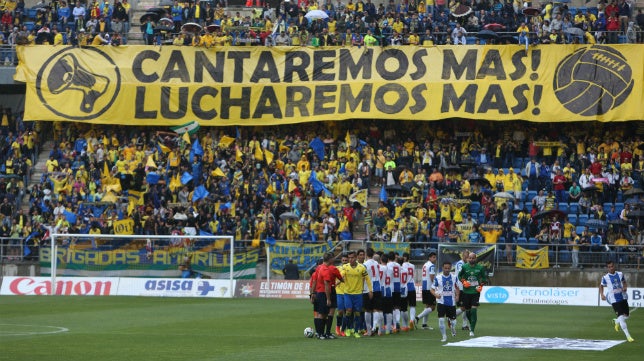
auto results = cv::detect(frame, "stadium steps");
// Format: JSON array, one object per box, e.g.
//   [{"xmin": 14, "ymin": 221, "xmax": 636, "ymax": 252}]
[{"xmin": 348, "ymin": 185, "xmax": 381, "ymax": 241}]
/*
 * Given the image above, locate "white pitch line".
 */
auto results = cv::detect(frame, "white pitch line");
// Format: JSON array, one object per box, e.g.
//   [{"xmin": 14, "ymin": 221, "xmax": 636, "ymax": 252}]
[{"xmin": 0, "ymin": 324, "xmax": 69, "ymax": 336}]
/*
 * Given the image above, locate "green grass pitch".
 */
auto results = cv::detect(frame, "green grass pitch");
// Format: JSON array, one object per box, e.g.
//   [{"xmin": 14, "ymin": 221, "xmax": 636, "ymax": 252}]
[{"xmin": 0, "ymin": 297, "xmax": 640, "ymax": 361}]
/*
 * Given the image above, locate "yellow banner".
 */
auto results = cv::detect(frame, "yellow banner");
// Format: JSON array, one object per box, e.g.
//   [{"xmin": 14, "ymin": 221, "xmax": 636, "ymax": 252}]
[
  {"xmin": 370, "ymin": 241, "xmax": 410, "ymax": 255},
  {"xmin": 15, "ymin": 45, "xmax": 643, "ymax": 124},
  {"xmin": 515, "ymin": 245, "xmax": 550, "ymax": 269},
  {"xmin": 113, "ymin": 218, "xmax": 135, "ymax": 235}
]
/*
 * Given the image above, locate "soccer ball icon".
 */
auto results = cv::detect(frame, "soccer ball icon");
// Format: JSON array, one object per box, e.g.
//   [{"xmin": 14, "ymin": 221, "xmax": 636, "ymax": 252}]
[{"xmin": 304, "ymin": 327, "xmax": 315, "ymax": 338}]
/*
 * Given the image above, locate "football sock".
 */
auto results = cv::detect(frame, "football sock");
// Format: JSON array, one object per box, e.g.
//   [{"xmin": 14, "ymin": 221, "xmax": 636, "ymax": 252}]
[
  {"xmin": 365, "ymin": 312, "xmax": 372, "ymax": 331},
  {"xmin": 462, "ymin": 310, "xmax": 469, "ymax": 327},
  {"xmin": 417, "ymin": 307, "xmax": 432, "ymax": 319},
  {"xmin": 401, "ymin": 311, "xmax": 409, "ymax": 328},
  {"xmin": 439, "ymin": 318, "xmax": 446, "ymax": 338},
  {"xmin": 618, "ymin": 315, "xmax": 632, "ymax": 338},
  {"xmin": 394, "ymin": 309, "xmax": 400, "ymax": 327},
  {"xmin": 359, "ymin": 312, "xmax": 365, "ymax": 330},
  {"xmin": 355, "ymin": 312, "xmax": 362, "ymax": 331},
  {"xmin": 337, "ymin": 314, "xmax": 343, "ymax": 330},
  {"xmin": 325, "ymin": 315, "xmax": 334, "ymax": 335},
  {"xmin": 314, "ymin": 318, "xmax": 324, "ymax": 336},
  {"xmin": 410, "ymin": 307, "xmax": 416, "ymax": 322},
  {"xmin": 386, "ymin": 313, "xmax": 393, "ymax": 331},
  {"xmin": 376, "ymin": 311, "xmax": 384, "ymax": 330},
  {"xmin": 469, "ymin": 308, "xmax": 478, "ymax": 332},
  {"xmin": 348, "ymin": 313, "xmax": 354, "ymax": 331}
]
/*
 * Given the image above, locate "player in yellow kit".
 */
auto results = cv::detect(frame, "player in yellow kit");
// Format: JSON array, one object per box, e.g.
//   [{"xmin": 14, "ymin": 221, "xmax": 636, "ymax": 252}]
[{"xmin": 340, "ymin": 251, "xmax": 372, "ymax": 338}]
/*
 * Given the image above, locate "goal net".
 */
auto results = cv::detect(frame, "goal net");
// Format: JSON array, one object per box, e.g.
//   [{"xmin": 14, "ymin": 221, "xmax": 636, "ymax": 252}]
[{"xmin": 43, "ymin": 233, "xmax": 259, "ymax": 289}]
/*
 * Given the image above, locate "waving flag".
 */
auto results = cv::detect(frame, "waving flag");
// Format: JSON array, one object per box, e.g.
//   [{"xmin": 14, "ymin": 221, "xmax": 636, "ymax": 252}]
[
  {"xmin": 146, "ymin": 172, "xmax": 160, "ymax": 185},
  {"xmin": 309, "ymin": 137, "xmax": 325, "ymax": 160},
  {"xmin": 171, "ymin": 121, "xmax": 200, "ymax": 135},
  {"xmin": 309, "ymin": 171, "xmax": 332, "ymax": 196},
  {"xmin": 181, "ymin": 172, "xmax": 194, "ymax": 185},
  {"xmin": 189, "ymin": 138, "xmax": 204, "ymax": 162},
  {"xmin": 349, "ymin": 189, "xmax": 368, "ymax": 208},
  {"xmin": 379, "ymin": 184, "xmax": 388, "ymax": 202},
  {"xmin": 264, "ymin": 149, "xmax": 274, "ymax": 165},
  {"xmin": 192, "ymin": 185, "xmax": 209, "ymax": 202},
  {"xmin": 219, "ymin": 136, "xmax": 235, "ymax": 148}
]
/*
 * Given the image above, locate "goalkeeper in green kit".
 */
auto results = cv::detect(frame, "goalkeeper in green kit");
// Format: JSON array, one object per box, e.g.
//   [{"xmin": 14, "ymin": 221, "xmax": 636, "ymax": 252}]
[{"xmin": 457, "ymin": 252, "xmax": 488, "ymax": 337}]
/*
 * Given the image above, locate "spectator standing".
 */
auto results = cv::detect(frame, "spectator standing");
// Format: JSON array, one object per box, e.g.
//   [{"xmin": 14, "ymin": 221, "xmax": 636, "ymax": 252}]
[{"xmin": 283, "ymin": 258, "xmax": 300, "ymax": 279}]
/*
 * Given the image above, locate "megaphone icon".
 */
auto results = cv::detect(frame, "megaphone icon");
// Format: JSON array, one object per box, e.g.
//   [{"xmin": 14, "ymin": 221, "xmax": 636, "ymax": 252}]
[{"xmin": 47, "ymin": 53, "xmax": 110, "ymax": 113}]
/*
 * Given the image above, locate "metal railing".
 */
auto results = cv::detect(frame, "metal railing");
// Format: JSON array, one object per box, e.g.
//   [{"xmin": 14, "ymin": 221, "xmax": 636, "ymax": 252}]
[
  {"xmin": 0, "ymin": 237, "xmax": 30, "ymax": 262},
  {"xmin": 3, "ymin": 235, "xmax": 642, "ymax": 273},
  {"xmin": 333, "ymin": 239, "xmax": 643, "ymax": 270}
]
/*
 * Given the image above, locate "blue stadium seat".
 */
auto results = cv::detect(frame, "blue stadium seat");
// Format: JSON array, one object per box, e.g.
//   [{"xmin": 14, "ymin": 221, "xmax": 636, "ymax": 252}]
[
  {"xmin": 466, "ymin": 36, "xmax": 477, "ymax": 45},
  {"xmin": 470, "ymin": 201, "xmax": 481, "ymax": 214},
  {"xmin": 568, "ymin": 214, "xmax": 577, "ymax": 225},
  {"xmin": 618, "ymin": 35, "xmax": 628, "ymax": 43},
  {"xmin": 578, "ymin": 214, "xmax": 589, "ymax": 226},
  {"xmin": 527, "ymin": 190, "xmax": 537, "ymax": 201},
  {"xmin": 588, "ymin": 7, "xmax": 599, "ymax": 16},
  {"xmin": 615, "ymin": 203, "xmax": 624, "ymax": 214},
  {"xmin": 527, "ymin": 238, "xmax": 539, "ymax": 250},
  {"xmin": 512, "ymin": 158, "xmax": 524, "ymax": 169},
  {"xmin": 569, "ymin": 7, "xmax": 577, "ymax": 15},
  {"xmin": 516, "ymin": 237, "xmax": 528, "ymax": 246},
  {"xmin": 24, "ymin": 22, "xmax": 35, "ymax": 31},
  {"xmin": 558, "ymin": 203, "xmax": 568, "ymax": 213},
  {"xmin": 576, "ymin": 226, "xmax": 586, "ymax": 235},
  {"xmin": 569, "ymin": 202, "xmax": 579, "ymax": 214}
]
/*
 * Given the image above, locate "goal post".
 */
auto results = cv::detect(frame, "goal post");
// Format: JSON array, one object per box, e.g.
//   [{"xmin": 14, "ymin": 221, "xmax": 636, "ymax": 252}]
[{"xmin": 46, "ymin": 233, "xmax": 259, "ymax": 297}]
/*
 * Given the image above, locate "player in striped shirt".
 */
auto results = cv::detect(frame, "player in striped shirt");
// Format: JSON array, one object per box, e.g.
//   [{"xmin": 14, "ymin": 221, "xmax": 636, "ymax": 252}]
[
  {"xmin": 432, "ymin": 261, "xmax": 460, "ymax": 342},
  {"xmin": 415, "ymin": 252, "xmax": 436, "ymax": 329},
  {"xmin": 600, "ymin": 261, "xmax": 634, "ymax": 342},
  {"xmin": 340, "ymin": 251, "xmax": 372, "ymax": 338},
  {"xmin": 380, "ymin": 253, "xmax": 394, "ymax": 335},
  {"xmin": 454, "ymin": 250, "xmax": 470, "ymax": 330},
  {"xmin": 401, "ymin": 253, "xmax": 417, "ymax": 330},
  {"xmin": 387, "ymin": 252, "xmax": 403, "ymax": 333},
  {"xmin": 398, "ymin": 256, "xmax": 411, "ymax": 331},
  {"xmin": 362, "ymin": 248, "xmax": 383, "ymax": 336}
]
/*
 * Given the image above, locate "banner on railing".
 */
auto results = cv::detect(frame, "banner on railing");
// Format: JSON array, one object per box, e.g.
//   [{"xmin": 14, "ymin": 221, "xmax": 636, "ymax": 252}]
[
  {"xmin": 39, "ymin": 247, "xmax": 259, "ymax": 279},
  {"xmin": 437, "ymin": 243, "xmax": 497, "ymax": 275},
  {"xmin": 369, "ymin": 241, "xmax": 411, "ymax": 255},
  {"xmin": 515, "ymin": 246, "xmax": 550, "ymax": 269},
  {"xmin": 15, "ymin": 45, "xmax": 643, "ymax": 124},
  {"xmin": 269, "ymin": 242, "xmax": 330, "ymax": 275},
  {"xmin": 234, "ymin": 280, "xmax": 312, "ymax": 299}
]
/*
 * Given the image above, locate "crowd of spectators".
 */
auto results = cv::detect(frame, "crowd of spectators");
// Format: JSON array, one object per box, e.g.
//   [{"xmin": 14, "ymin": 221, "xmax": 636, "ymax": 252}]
[
  {"xmin": 0, "ymin": 107, "xmax": 36, "ymax": 259},
  {"xmin": 1, "ymin": 0, "xmax": 642, "ymax": 48},
  {"xmin": 0, "ymin": 117, "xmax": 638, "ymax": 267}
]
